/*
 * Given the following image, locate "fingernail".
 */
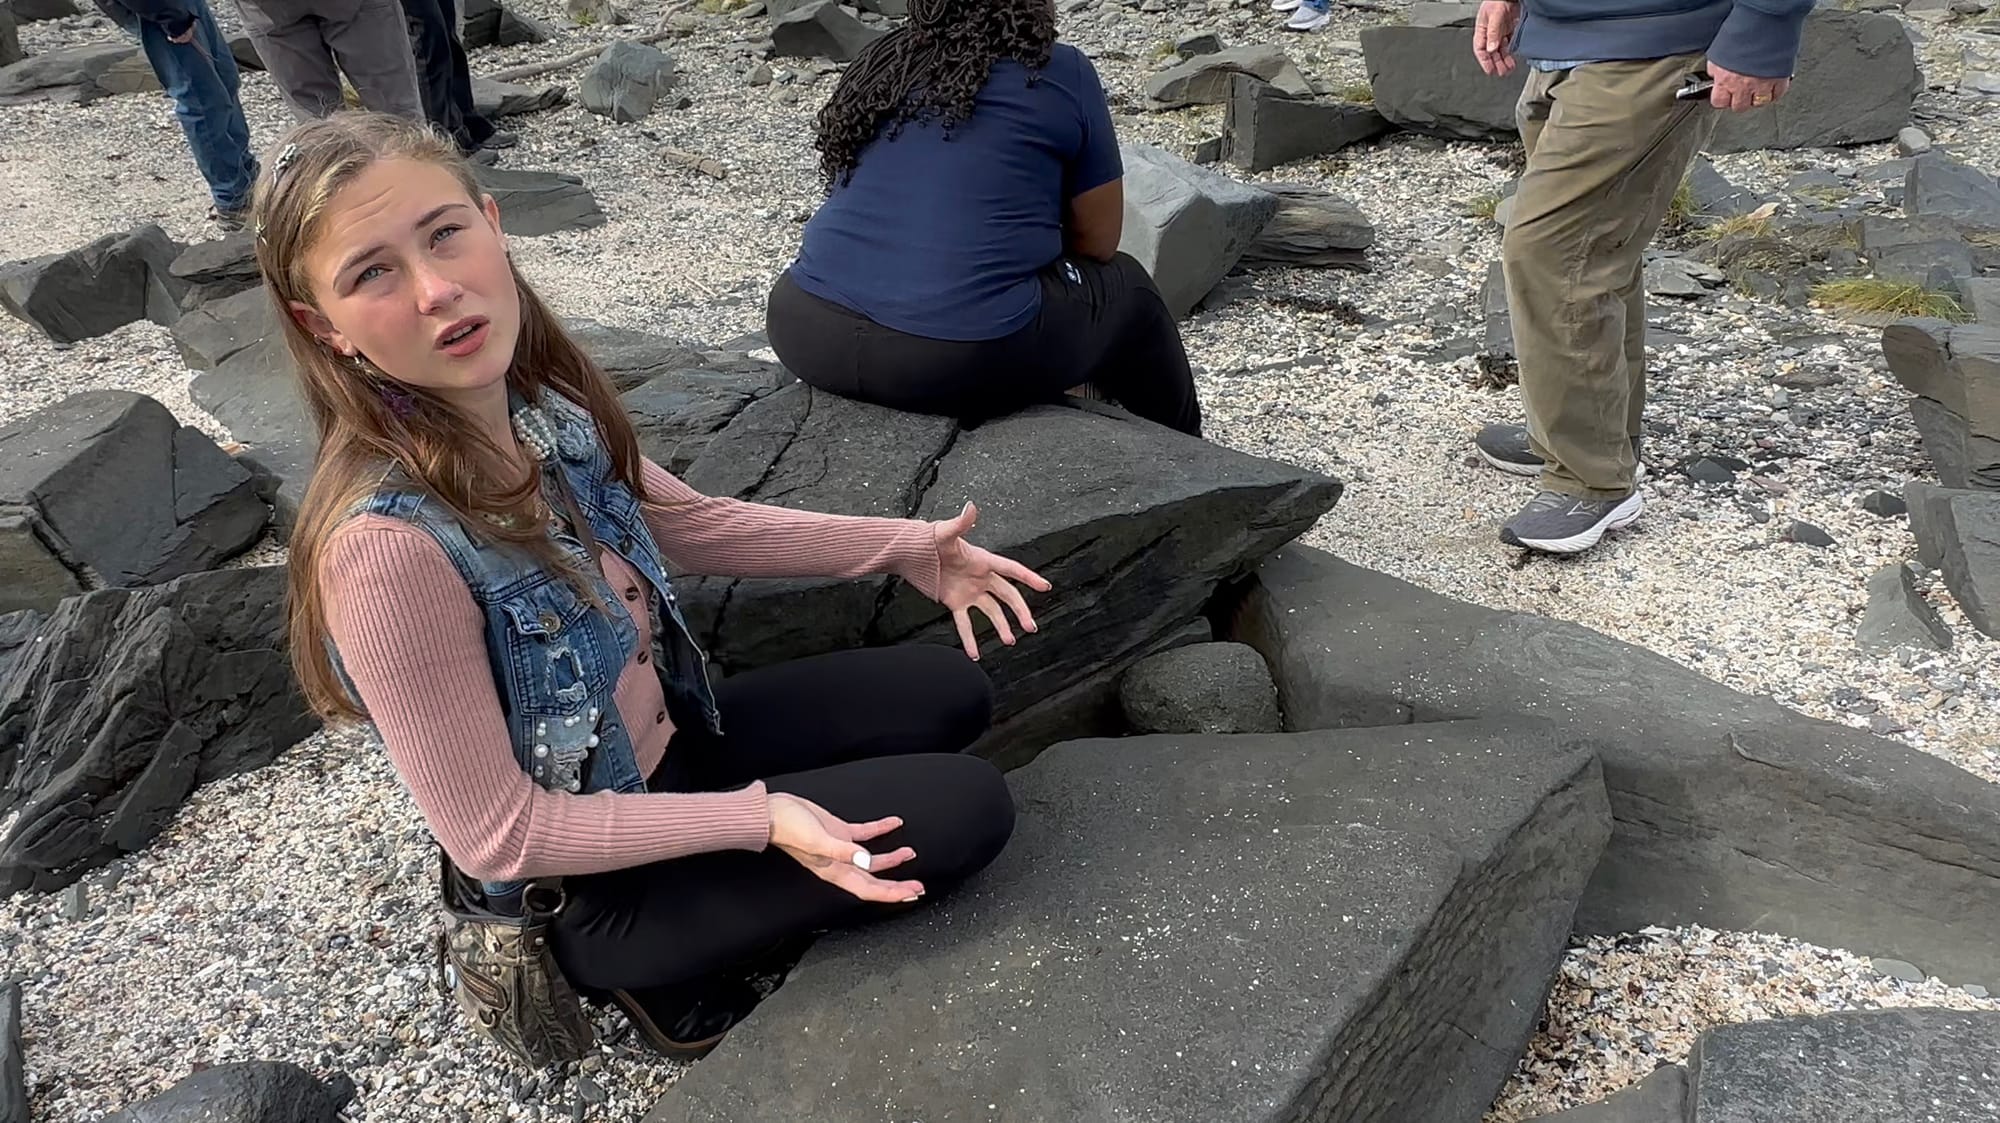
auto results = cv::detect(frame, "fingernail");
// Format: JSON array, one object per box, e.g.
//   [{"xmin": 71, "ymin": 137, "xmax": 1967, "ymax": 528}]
[
  {"xmin": 902, "ymin": 894, "xmax": 920, "ymax": 903},
  {"xmin": 852, "ymin": 850, "xmax": 872, "ymax": 871}
]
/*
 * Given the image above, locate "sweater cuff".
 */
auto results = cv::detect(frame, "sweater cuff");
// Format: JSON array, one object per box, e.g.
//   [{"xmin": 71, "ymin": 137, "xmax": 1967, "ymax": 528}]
[
  {"xmin": 713, "ymin": 780, "xmax": 773, "ymax": 852},
  {"xmin": 887, "ymin": 520, "xmax": 944, "ymax": 601},
  {"xmin": 1706, "ymin": 4, "xmax": 1809, "ymax": 79}
]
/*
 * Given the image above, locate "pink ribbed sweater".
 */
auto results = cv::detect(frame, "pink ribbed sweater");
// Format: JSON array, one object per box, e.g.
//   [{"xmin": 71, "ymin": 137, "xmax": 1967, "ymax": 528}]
[{"xmin": 322, "ymin": 458, "xmax": 944, "ymax": 883}]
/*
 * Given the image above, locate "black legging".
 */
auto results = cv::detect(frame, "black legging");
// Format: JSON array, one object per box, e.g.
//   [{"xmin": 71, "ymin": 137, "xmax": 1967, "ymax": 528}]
[
  {"xmin": 766, "ymin": 253, "xmax": 1203, "ymax": 437},
  {"xmin": 550, "ymin": 645, "xmax": 1014, "ymax": 993}
]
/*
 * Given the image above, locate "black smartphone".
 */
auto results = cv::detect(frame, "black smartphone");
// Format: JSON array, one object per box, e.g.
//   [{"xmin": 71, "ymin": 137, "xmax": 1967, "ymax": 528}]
[{"xmin": 1675, "ymin": 78, "xmax": 1715, "ymax": 101}]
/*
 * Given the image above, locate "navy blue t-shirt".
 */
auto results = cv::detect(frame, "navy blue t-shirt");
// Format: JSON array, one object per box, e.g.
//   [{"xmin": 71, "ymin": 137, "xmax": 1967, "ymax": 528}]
[{"xmin": 788, "ymin": 42, "xmax": 1124, "ymax": 342}]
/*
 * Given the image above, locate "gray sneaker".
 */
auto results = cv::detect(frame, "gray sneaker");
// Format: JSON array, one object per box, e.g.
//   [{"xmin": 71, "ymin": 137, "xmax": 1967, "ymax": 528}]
[
  {"xmin": 1500, "ymin": 489, "xmax": 1644, "ymax": 554},
  {"xmin": 1475, "ymin": 423, "xmax": 1646, "ymax": 480}
]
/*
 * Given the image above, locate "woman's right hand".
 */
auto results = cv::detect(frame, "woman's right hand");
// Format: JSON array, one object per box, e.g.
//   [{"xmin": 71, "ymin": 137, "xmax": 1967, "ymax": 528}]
[{"xmin": 767, "ymin": 792, "xmax": 924, "ymax": 904}]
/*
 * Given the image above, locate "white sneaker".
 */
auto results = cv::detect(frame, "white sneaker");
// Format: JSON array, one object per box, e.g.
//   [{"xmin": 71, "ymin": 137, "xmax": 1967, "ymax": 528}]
[
  {"xmin": 1270, "ymin": 0, "xmax": 1301, "ymax": 9},
  {"xmin": 1284, "ymin": 4, "xmax": 1331, "ymax": 30}
]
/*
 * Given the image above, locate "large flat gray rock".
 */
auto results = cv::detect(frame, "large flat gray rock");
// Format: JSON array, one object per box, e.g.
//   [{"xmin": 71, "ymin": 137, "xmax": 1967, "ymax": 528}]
[
  {"xmin": 675, "ymin": 387, "xmax": 1338, "ymax": 742},
  {"xmin": 1906, "ymin": 483, "xmax": 2000, "ymax": 640},
  {"xmin": 651, "ymin": 719, "xmax": 1611, "ymax": 1123},
  {"xmin": 0, "ymin": 41, "xmax": 158, "ymax": 105},
  {"xmin": 0, "ymin": 392, "xmax": 267, "ymax": 608},
  {"xmin": 471, "ymin": 165, "xmax": 606, "ymax": 237},
  {"xmin": 0, "ymin": 224, "xmax": 186, "ymax": 344},
  {"xmin": 1361, "ymin": 25, "xmax": 1525, "ymax": 141},
  {"xmin": 1222, "ymin": 74, "xmax": 1393, "ymax": 175},
  {"xmin": 621, "ymin": 366, "xmax": 785, "ymax": 475},
  {"xmin": 1118, "ymin": 143, "xmax": 1280, "ymax": 318},
  {"xmin": 1882, "ymin": 319, "xmax": 2000, "ymax": 491},
  {"xmin": 1240, "ymin": 182, "xmax": 1373, "ymax": 269},
  {"xmin": 1145, "ymin": 43, "xmax": 1311, "ymax": 110},
  {"xmin": 1708, "ymin": 10, "xmax": 1920, "ymax": 154},
  {"xmin": 1689, "ymin": 1009, "xmax": 2000, "ymax": 1122},
  {"xmin": 470, "ymin": 76, "xmax": 567, "ymax": 119},
  {"xmin": 1906, "ymin": 152, "xmax": 2000, "ymax": 230},
  {"xmin": 1232, "ymin": 546, "xmax": 2000, "ymax": 985},
  {"xmin": 1531, "ymin": 1065, "xmax": 1686, "ymax": 1123},
  {"xmin": 770, "ymin": 0, "xmax": 885, "ymax": 62},
  {"xmin": 0, "ymin": 567, "xmax": 319, "ymax": 895},
  {"xmin": 460, "ymin": 0, "xmax": 550, "ymax": 48},
  {"xmin": 99, "ymin": 1061, "xmax": 354, "ymax": 1123}
]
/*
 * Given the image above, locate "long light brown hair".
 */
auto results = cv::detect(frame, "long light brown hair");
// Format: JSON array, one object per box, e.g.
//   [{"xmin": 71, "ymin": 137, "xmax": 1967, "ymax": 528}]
[{"xmin": 254, "ymin": 112, "xmax": 646, "ymax": 723}]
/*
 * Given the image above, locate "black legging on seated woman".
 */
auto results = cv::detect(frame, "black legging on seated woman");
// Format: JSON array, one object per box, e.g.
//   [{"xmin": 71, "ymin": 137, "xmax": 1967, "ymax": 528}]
[
  {"xmin": 549, "ymin": 645, "xmax": 1014, "ymax": 997},
  {"xmin": 766, "ymin": 252, "xmax": 1203, "ymax": 437}
]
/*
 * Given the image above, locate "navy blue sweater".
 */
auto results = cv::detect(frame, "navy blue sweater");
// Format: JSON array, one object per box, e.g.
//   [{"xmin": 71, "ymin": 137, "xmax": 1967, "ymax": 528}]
[{"xmin": 1516, "ymin": 0, "xmax": 1818, "ymax": 79}]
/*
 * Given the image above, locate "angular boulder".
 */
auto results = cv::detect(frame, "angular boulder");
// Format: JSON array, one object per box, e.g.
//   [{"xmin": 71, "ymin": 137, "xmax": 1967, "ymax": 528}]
[
  {"xmin": 471, "ymin": 76, "xmax": 567, "ymax": 118},
  {"xmin": 1687, "ymin": 1010, "xmax": 2000, "ymax": 1122},
  {"xmin": 0, "ymin": 6, "xmax": 20, "ymax": 70},
  {"xmin": 169, "ymin": 231, "xmax": 260, "ymax": 308},
  {"xmin": 1858, "ymin": 562, "xmax": 1951, "ymax": 653},
  {"xmin": 1360, "ymin": 26, "xmax": 1526, "ymax": 141},
  {"xmin": 622, "ymin": 366, "xmax": 787, "ymax": 475},
  {"xmin": 1708, "ymin": 10, "xmax": 1919, "ymax": 154},
  {"xmin": 1144, "ymin": 42, "xmax": 1311, "ymax": 110},
  {"xmin": 472, "ymin": 164, "xmax": 606, "ymax": 237},
  {"xmin": 0, "ymin": 41, "xmax": 158, "ymax": 105},
  {"xmin": 650, "ymin": 720, "xmax": 1611, "ymax": 1123},
  {"xmin": 1118, "ymin": 641, "xmax": 1280, "ymax": 734},
  {"xmin": 460, "ymin": 0, "xmax": 550, "ymax": 48},
  {"xmin": 0, "ymin": 224, "xmax": 186, "ymax": 344},
  {"xmin": 1905, "ymin": 152, "xmax": 2000, "ymax": 231},
  {"xmin": 1240, "ymin": 182, "xmax": 1373, "ymax": 269},
  {"xmin": 1232, "ymin": 546, "xmax": 2000, "ymax": 985},
  {"xmin": 674, "ymin": 386, "xmax": 1338, "ymax": 740},
  {"xmin": 580, "ymin": 40, "xmax": 676, "ymax": 124},
  {"xmin": 1860, "ymin": 216, "xmax": 1974, "ymax": 290},
  {"xmin": 1906, "ymin": 483, "xmax": 2000, "ymax": 640},
  {"xmin": 1964, "ymin": 277, "xmax": 2000, "ymax": 327},
  {"xmin": 771, "ymin": 0, "xmax": 885, "ymax": 63},
  {"xmin": 99, "ymin": 1062, "xmax": 355, "ymax": 1123},
  {"xmin": 0, "ymin": 566, "xmax": 319, "ymax": 894},
  {"xmin": 1118, "ymin": 143, "xmax": 1280, "ymax": 319},
  {"xmin": 1687, "ymin": 157, "xmax": 1768, "ymax": 221},
  {"xmin": 1221, "ymin": 74, "xmax": 1393, "ymax": 174},
  {"xmin": 1882, "ymin": 319, "xmax": 2000, "ymax": 492},
  {"xmin": 0, "ymin": 392, "xmax": 268, "ymax": 611}
]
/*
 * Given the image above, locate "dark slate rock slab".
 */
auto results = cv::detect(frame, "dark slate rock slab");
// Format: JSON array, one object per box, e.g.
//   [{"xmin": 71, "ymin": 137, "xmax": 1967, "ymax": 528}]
[
  {"xmin": 1906, "ymin": 483, "xmax": 2000, "ymax": 640},
  {"xmin": 1221, "ymin": 74, "xmax": 1393, "ymax": 174},
  {"xmin": 650, "ymin": 720, "xmax": 1611, "ymax": 1123},
  {"xmin": 1239, "ymin": 182, "xmax": 1373, "ymax": 269},
  {"xmin": 675, "ymin": 388, "xmax": 1338, "ymax": 737},
  {"xmin": 472, "ymin": 165, "xmax": 605, "ymax": 237},
  {"xmin": 0, "ymin": 392, "xmax": 267, "ymax": 604},
  {"xmin": 1529, "ymin": 1065, "xmax": 1686, "ymax": 1122},
  {"xmin": 169, "ymin": 231, "xmax": 260, "ymax": 308},
  {"xmin": 9, "ymin": 0, "xmax": 78, "ymax": 19},
  {"xmin": 461, "ymin": 0, "xmax": 550, "ymax": 48},
  {"xmin": 1118, "ymin": 641, "xmax": 1280, "ymax": 734},
  {"xmin": 1406, "ymin": 0, "xmax": 1477, "ymax": 26},
  {"xmin": 1361, "ymin": 26, "xmax": 1525, "ymax": 141},
  {"xmin": 568, "ymin": 320, "xmax": 709, "ymax": 392},
  {"xmin": 622, "ymin": 367, "xmax": 783, "ymax": 475},
  {"xmin": 0, "ymin": 566, "xmax": 319, "ymax": 894},
  {"xmin": 1688, "ymin": 157, "xmax": 1768, "ymax": 220},
  {"xmin": 1482, "ymin": 259, "xmax": 1514, "ymax": 364},
  {"xmin": 1707, "ymin": 10, "xmax": 1919, "ymax": 154},
  {"xmin": 1860, "ymin": 215, "xmax": 1975, "ymax": 289},
  {"xmin": 1964, "ymin": 277, "xmax": 2000, "ymax": 326},
  {"xmin": 0, "ymin": 6, "xmax": 20, "ymax": 70},
  {"xmin": 0, "ymin": 224, "xmax": 186, "ymax": 344},
  {"xmin": 1233, "ymin": 546, "xmax": 2000, "ymax": 985},
  {"xmin": 1905, "ymin": 152, "xmax": 2000, "ymax": 230},
  {"xmin": 1145, "ymin": 42, "xmax": 1311, "ymax": 110},
  {"xmin": 770, "ymin": 0, "xmax": 885, "ymax": 62},
  {"xmin": 1858, "ymin": 562, "xmax": 1951, "ymax": 652},
  {"xmin": 1118, "ymin": 143, "xmax": 1280, "ymax": 318},
  {"xmin": 580, "ymin": 40, "xmax": 676, "ymax": 123},
  {"xmin": 0, "ymin": 509, "xmax": 82, "ymax": 616},
  {"xmin": 1688, "ymin": 1009, "xmax": 2000, "ymax": 1122},
  {"xmin": 171, "ymin": 284, "xmax": 280, "ymax": 372},
  {"xmin": 470, "ymin": 76, "xmax": 567, "ymax": 118},
  {"xmin": 1882, "ymin": 319, "xmax": 2000, "ymax": 491},
  {"xmin": 99, "ymin": 1061, "xmax": 355, "ymax": 1123},
  {"xmin": 0, "ymin": 41, "xmax": 158, "ymax": 105},
  {"xmin": 0, "ymin": 983, "xmax": 20, "ymax": 1123}
]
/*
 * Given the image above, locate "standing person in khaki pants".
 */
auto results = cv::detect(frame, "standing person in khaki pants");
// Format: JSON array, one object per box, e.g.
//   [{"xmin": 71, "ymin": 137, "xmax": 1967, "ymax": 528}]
[
  {"xmin": 1469, "ymin": 0, "xmax": 1814, "ymax": 554},
  {"xmin": 233, "ymin": 0, "xmax": 424, "ymax": 122}
]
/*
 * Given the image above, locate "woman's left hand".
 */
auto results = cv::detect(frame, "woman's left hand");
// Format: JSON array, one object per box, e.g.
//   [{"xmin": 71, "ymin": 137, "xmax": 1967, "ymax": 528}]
[{"xmin": 930, "ymin": 502, "xmax": 1052, "ymax": 660}]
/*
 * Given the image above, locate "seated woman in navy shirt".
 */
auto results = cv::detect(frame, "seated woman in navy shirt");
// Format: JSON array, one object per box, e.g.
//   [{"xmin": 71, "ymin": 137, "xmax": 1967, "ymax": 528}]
[{"xmin": 764, "ymin": 0, "xmax": 1202, "ymax": 437}]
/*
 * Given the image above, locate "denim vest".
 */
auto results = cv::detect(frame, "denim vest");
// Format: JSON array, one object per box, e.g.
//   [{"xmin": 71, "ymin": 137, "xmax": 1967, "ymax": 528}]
[{"xmin": 328, "ymin": 393, "xmax": 722, "ymax": 899}]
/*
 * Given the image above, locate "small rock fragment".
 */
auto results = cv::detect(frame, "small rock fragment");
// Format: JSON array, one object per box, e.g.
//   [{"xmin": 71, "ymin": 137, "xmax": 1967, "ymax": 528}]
[
  {"xmin": 1786, "ymin": 520, "xmax": 1835, "ymax": 547},
  {"xmin": 1860, "ymin": 490, "xmax": 1907, "ymax": 518},
  {"xmin": 1871, "ymin": 956, "xmax": 1925, "ymax": 982}
]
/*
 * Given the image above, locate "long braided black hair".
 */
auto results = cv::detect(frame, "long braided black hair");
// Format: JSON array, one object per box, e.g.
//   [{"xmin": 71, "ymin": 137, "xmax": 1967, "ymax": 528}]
[{"xmin": 814, "ymin": 0, "xmax": 1058, "ymax": 190}]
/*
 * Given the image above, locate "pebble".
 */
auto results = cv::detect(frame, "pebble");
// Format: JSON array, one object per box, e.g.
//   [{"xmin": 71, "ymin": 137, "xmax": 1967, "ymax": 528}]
[
  {"xmin": 1860, "ymin": 490, "xmax": 1908, "ymax": 518},
  {"xmin": 1785, "ymin": 520, "xmax": 1836, "ymax": 548},
  {"xmin": 1871, "ymin": 957, "xmax": 1927, "ymax": 983}
]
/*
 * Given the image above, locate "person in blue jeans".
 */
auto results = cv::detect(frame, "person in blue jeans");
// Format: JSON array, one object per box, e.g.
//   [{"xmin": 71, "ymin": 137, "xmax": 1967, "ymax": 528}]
[
  {"xmin": 765, "ymin": 0, "xmax": 1201, "ymax": 437},
  {"xmin": 1270, "ymin": 0, "xmax": 1331, "ymax": 33},
  {"xmin": 95, "ymin": 0, "xmax": 259, "ymax": 229}
]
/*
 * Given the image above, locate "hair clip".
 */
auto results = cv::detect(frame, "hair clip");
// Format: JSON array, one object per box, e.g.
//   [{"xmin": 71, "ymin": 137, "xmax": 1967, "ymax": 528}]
[{"xmin": 273, "ymin": 142, "xmax": 301, "ymax": 179}]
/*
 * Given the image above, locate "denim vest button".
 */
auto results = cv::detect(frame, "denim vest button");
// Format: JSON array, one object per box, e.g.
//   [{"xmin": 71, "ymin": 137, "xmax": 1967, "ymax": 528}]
[{"xmin": 537, "ymin": 611, "xmax": 560, "ymax": 633}]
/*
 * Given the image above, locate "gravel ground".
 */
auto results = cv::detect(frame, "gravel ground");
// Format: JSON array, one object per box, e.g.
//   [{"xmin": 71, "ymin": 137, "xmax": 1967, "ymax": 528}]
[{"xmin": 3, "ymin": 0, "xmax": 1999, "ymax": 1119}]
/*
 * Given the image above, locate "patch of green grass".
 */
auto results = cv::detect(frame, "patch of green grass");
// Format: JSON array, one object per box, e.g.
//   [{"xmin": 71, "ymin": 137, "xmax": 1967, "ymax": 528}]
[
  {"xmin": 1336, "ymin": 81, "xmax": 1374, "ymax": 104},
  {"xmin": 1813, "ymin": 278, "xmax": 1970, "ymax": 322},
  {"xmin": 1464, "ymin": 193, "xmax": 1503, "ymax": 221},
  {"xmin": 1695, "ymin": 211, "xmax": 1773, "ymax": 241},
  {"xmin": 1662, "ymin": 177, "xmax": 1699, "ymax": 230},
  {"xmin": 1792, "ymin": 182, "xmax": 1852, "ymax": 207},
  {"xmin": 1146, "ymin": 38, "xmax": 1177, "ymax": 63}
]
